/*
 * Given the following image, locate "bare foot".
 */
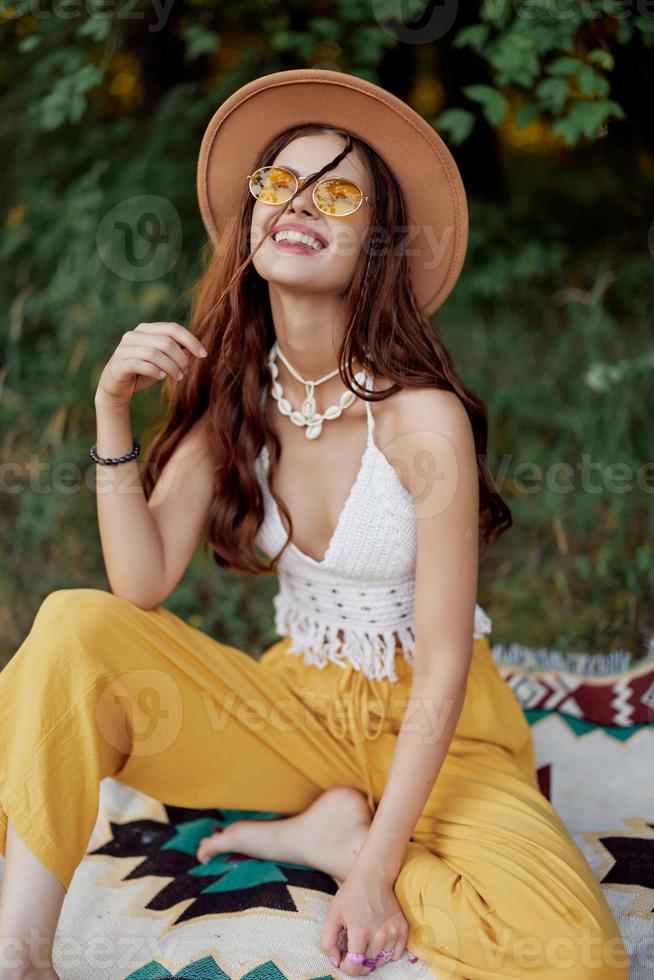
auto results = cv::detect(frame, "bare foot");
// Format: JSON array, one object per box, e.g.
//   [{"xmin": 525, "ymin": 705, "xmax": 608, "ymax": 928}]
[{"xmin": 196, "ymin": 786, "xmax": 373, "ymax": 880}]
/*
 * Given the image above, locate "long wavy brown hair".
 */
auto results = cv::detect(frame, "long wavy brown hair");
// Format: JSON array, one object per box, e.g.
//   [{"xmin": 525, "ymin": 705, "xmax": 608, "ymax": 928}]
[{"xmin": 141, "ymin": 122, "xmax": 512, "ymax": 575}]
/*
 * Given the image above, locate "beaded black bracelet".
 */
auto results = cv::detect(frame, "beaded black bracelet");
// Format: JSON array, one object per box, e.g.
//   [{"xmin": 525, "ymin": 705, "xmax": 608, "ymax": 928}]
[{"xmin": 89, "ymin": 437, "xmax": 141, "ymax": 465}]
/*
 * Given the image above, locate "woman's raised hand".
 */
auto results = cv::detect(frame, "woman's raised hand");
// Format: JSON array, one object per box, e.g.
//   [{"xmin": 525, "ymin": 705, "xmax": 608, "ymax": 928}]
[{"xmin": 95, "ymin": 321, "xmax": 208, "ymax": 409}]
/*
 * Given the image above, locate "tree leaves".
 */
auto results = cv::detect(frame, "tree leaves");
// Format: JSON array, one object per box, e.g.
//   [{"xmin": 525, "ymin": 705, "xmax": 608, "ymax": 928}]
[
  {"xmin": 452, "ymin": 23, "xmax": 490, "ymax": 53},
  {"xmin": 39, "ymin": 63, "xmax": 105, "ymax": 130},
  {"xmin": 462, "ymin": 84, "xmax": 509, "ymax": 126},
  {"xmin": 447, "ymin": 5, "xmax": 647, "ymax": 146},
  {"xmin": 434, "ymin": 107, "xmax": 476, "ymax": 145},
  {"xmin": 551, "ymin": 99, "xmax": 625, "ymax": 145},
  {"xmin": 182, "ymin": 24, "xmax": 221, "ymax": 62}
]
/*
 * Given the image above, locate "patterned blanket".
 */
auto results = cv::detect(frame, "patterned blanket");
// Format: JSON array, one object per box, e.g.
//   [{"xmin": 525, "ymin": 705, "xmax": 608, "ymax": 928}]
[{"xmin": 2, "ymin": 644, "xmax": 652, "ymax": 979}]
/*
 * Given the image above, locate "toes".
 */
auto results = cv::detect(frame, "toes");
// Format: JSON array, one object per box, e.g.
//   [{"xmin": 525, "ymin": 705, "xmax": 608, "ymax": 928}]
[{"xmin": 197, "ymin": 830, "xmax": 228, "ymax": 863}]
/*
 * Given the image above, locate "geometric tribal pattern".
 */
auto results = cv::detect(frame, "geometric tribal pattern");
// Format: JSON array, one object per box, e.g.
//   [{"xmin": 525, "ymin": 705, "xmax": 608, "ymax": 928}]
[{"xmin": 502, "ymin": 662, "xmax": 654, "ymax": 726}]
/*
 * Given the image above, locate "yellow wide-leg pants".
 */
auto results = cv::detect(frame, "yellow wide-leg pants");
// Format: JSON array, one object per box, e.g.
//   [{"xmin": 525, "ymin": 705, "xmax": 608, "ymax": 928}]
[{"xmin": 0, "ymin": 588, "xmax": 629, "ymax": 979}]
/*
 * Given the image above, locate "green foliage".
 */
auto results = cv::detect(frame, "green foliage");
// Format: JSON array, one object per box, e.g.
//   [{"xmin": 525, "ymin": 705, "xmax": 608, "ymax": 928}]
[
  {"xmin": 40, "ymin": 60, "xmax": 105, "ymax": 129},
  {"xmin": 452, "ymin": 23, "xmax": 490, "ymax": 53},
  {"xmin": 551, "ymin": 99, "xmax": 625, "ymax": 145},
  {"xmin": 452, "ymin": 2, "xmax": 648, "ymax": 145},
  {"xmin": 182, "ymin": 24, "xmax": 221, "ymax": 61},
  {"xmin": 434, "ymin": 107, "xmax": 476, "ymax": 144},
  {"xmin": 461, "ymin": 84, "xmax": 509, "ymax": 126}
]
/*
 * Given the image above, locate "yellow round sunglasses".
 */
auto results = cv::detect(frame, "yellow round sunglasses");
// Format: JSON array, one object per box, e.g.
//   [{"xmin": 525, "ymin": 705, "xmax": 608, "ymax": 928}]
[{"xmin": 247, "ymin": 165, "xmax": 370, "ymax": 217}]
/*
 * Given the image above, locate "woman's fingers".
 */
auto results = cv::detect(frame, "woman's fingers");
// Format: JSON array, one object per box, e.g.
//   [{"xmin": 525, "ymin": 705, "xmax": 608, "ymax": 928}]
[
  {"xmin": 371, "ymin": 925, "xmax": 407, "ymax": 964},
  {"xmin": 340, "ymin": 927, "xmax": 373, "ymax": 976},
  {"xmin": 347, "ymin": 923, "xmax": 406, "ymax": 973},
  {"xmin": 119, "ymin": 343, "xmax": 187, "ymax": 380},
  {"xmin": 390, "ymin": 929, "xmax": 407, "ymax": 960},
  {"xmin": 124, "ymin": 322, "xmax": 209, "ymax": 377},
  {"xmin": 366, "ymin": 931, "xmax": 399, "ymax": 968},
  {"xmin": 117, "ymin": 358, "xmax": 168, "ymax": 382},
  {"xmin": 320, "ymin": 910, "xmax": 345, "ymax": 970},
  {"xmin": 132, "ymin": 321, "xmax": 207, "ymax": 360},
  {"xmin": 96, "ymin": 321, "xmax": 208, "ymax": 406},
  {"xmin": 122, "ymin": 332, "xmax": 191, "ymax": 373},
  {"xmin": 371, "ymin": 911, "xmax": 409, "ymax": 963}
]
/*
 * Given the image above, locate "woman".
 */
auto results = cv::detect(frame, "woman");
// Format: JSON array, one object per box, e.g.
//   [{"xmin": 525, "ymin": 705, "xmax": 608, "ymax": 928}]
[{"xmin": 0, "ymin": 70, "xmax": 628, "ymax": 979}]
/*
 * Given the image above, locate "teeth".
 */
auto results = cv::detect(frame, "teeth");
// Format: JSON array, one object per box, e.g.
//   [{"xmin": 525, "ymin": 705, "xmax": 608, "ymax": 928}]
[{"xmin": 273, "ymin": 229, "xmax": 324, "ymax": 250}]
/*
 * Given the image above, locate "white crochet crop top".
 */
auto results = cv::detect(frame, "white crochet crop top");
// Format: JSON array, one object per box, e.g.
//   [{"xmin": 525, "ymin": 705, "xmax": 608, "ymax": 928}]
[{"xmin": 254, "ymin": 372, "xmax": 492, "ymax": 682}]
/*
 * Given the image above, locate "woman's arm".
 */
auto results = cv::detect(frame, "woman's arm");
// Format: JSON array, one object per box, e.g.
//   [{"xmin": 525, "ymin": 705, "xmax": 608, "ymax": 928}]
[
  {"xmin": 320, "ymin": 653, "xmax": 470, "ymax": 973},
  {"xmin": 92, "ymin": 322, "xmax": 213, "ymax": 608},
  {"xmin": 320, "ymin": 388, "xmax": 481, "ymax": 971},
  {"xmin": 351, "ymin": 387, "xmax": 480, "ymax": 880},
  {"xmin": 94, "ymin": 399, "xmax": 215, "ymax": 609}
]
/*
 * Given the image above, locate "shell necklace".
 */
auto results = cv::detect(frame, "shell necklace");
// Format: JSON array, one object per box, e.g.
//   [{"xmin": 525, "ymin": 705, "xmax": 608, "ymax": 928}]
[{"xmin": 266, "ymin": 340, "xmax": 366, "ymax": 440}]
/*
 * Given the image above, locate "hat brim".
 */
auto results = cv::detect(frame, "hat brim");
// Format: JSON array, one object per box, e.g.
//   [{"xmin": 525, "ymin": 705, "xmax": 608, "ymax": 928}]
[{"xmin": 197, "ymin": 68, "xmax": 468, "ymax": 317}]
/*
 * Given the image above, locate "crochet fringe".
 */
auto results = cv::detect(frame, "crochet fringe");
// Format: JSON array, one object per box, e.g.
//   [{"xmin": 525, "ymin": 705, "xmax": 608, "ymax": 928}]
[{"xmin": 274, "ymin": 600, "xmax": 416, "ymax": 682}]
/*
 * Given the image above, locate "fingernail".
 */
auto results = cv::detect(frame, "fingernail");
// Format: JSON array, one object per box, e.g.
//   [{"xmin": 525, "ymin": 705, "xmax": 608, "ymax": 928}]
[
  {"xmin": 199, "ymin": 346, "xmax": 208, "ymax": 356},
  {"xmin": 330, "ymin": 957, "xmax": 339, "ymax": 967}
]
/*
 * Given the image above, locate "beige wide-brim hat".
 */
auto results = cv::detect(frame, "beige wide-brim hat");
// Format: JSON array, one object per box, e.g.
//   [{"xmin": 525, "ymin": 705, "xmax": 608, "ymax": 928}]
[{"xmin": 196, "ymin": 68, "xmax": 468, "ymax": 317}]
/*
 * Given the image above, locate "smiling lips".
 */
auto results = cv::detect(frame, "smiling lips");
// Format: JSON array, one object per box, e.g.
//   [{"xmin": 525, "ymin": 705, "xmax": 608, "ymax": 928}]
[{"xmin": 271, "ymin": 227, "xmax": 327, "ymax": 254}]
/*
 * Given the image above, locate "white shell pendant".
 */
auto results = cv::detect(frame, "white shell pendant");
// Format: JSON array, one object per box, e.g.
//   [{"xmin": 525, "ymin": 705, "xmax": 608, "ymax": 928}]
[
  {"xmin": 301, "ymin": 395, "xmax": 316, "ymax": 419},
  {"xmin": 340, "ymin": 390, "xmax": 356, "ymax": 409},
  {"xmin": 277, "ymin": 397, "xmax": 292, "ymax": 415},
  {"xmin": 306, "ymin": 421, "xmax": 323, "ymax": 439},
  {"xmin": 289, "ymin": 410, "xmax": 306, "ymax": 426},
  {"xmin": 323, "ymin": 404, "xmax": 341, "ymax": 420}
]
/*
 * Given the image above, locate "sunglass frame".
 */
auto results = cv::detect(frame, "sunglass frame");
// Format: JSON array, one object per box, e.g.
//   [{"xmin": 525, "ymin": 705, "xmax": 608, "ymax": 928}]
[{"xmin": 246, "ymin": 166, "xmax": 370, "ymax": 217}]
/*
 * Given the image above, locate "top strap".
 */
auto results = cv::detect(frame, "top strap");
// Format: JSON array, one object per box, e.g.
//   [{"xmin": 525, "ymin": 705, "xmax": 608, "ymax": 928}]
[{"xmin": 364, "ymin": 371, "xmax": 375, "ymax": 446}]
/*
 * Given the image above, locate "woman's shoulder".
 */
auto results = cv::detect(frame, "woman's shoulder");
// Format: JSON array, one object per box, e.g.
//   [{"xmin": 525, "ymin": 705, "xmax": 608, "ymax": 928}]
[{"xmin": 372, "ymin": 381, "xmax": 468, "ymax": 449}]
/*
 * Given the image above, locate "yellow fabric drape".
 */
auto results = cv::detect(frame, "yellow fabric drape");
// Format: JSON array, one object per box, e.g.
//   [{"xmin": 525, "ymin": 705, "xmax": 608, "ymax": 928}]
[{"xmin": 0, "ymin": 589, "xmax": 629, "ymax": 979}]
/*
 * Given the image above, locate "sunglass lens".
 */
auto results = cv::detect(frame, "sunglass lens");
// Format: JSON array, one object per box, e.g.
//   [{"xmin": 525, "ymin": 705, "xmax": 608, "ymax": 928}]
[
  {"xmin": 249, "ymin": 167, "xmax": 296, "ymax": 204},
  {"xmin": 314, "ymin": 178, "xmax": 363, "ymax": 216}
]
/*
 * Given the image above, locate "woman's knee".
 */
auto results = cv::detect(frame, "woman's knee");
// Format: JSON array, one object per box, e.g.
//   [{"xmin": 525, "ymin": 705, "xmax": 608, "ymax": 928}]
[
  {"xmin": 38, "ymin": 586, "xmax": 117, "ymax": 613},
  {"xmin": 402, "ymin": 858, "xmax": 629, "ymax": 980},
  {"xmin": 27, "ymin": 588, "xmax": 130, "ymax": 671},
  {"xmin": 36, "ymin": 587, "xmax": 129, "ymax": 629}
]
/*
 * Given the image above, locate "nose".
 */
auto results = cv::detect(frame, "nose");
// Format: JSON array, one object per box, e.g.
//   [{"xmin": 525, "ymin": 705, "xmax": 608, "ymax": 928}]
[{"xmin": 287, "ymin": 176, "xmax": 318, "ymax": 217}]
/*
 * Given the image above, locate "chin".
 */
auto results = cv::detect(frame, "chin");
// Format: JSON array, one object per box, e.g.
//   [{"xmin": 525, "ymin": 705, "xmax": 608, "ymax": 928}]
[{"xmin": 253, "ymin": 257, "xmax": 328, "ymax": 285}]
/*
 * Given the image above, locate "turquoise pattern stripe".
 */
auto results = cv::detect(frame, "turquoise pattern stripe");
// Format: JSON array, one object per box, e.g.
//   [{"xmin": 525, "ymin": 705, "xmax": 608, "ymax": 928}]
[{"xmin": 126, "ymin": 955, "xmax": 333, "ymax": 979}]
